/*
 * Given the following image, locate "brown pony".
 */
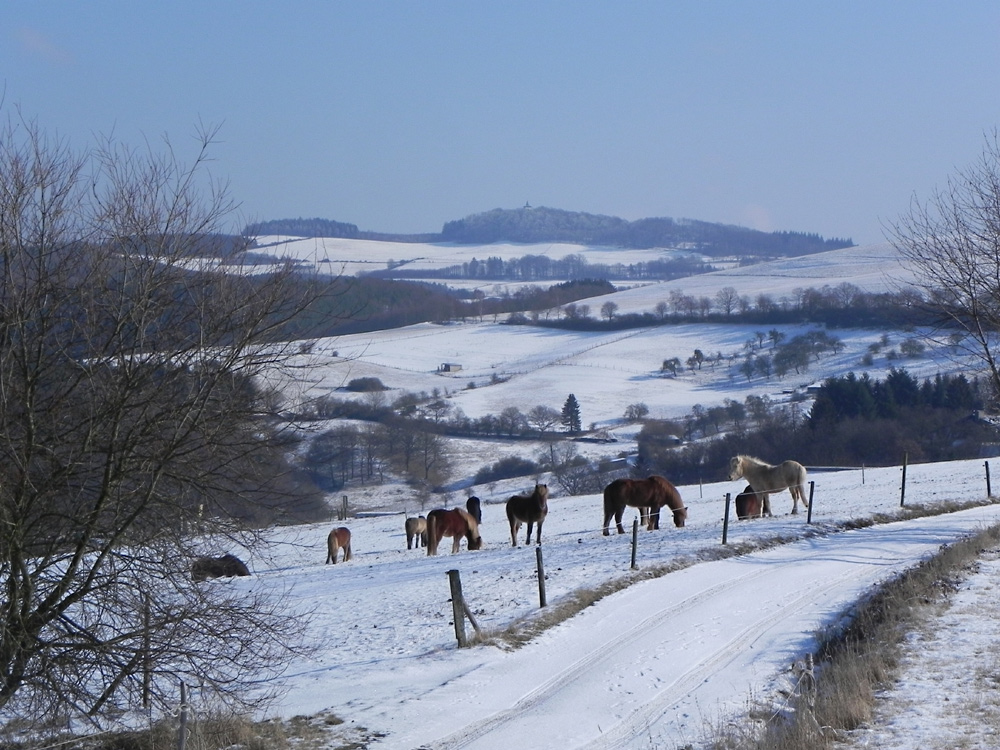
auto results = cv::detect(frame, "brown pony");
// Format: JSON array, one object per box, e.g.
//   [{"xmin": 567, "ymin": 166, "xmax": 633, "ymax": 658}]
[
  {"xmin": 466, "ymin": 496, "xmax": 482, "ymax": 524},
  {"xmin": 728, "ymin": 455, "xmax": 808, "ymax": 514},
  {"xmin": 603, "ymin": 475, "xmax": 686, "ymax": 535},
  {"xmin": 326, "ymin": 526, "xmax": 352, "ymax": 563},
  {"xmin": 505, "ymin": 484, "xmax": 549, "ymax": 547},
  {"xmin": 735, "ymin": 484, "xmax": 771, "ymax": 520},
  {"xmin": 426, "ymin": 508, "xmax": 482, "ymax": 555},
  {"xmin": 405, "ymin": 516, "xmax": 427, "ymax": 549}
]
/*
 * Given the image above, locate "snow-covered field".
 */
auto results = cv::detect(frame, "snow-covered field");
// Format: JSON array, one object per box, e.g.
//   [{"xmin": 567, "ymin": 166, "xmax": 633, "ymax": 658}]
[
  {"xmin": 198, "ymin": 238, "xmax": 996, "ymax": 747},
  {"xmin": 225, "ymin": 459, "xmax": 1000, "ymax": 749}
]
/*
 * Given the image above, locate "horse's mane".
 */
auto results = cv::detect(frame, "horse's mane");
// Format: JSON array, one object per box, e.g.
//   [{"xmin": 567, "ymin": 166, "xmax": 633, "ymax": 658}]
[
  {"xmin": 736, "ymin": 454, "xmax": 771, "ymax": 468},
  {"xmin": 455, "ymin": 507, "xmax": 480, "ymax": 538}
]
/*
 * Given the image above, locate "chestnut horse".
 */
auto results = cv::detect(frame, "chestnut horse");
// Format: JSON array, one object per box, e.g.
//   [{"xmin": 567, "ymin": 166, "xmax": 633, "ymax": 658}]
[
  {"xmin": 326, "ymin": 526, "xmax": 352, "ymax": 563},
  {"xmin": 735, "ymin": 484, "xmax": 772, "ymax": 520},
  {"xmin": 426, "ymin": 508, "xmax": 482, "ymax": 555},
  {"xmin": 728, "ymin": 455, "xmax": 808, "ymax": 514},
  {"xmin": 603, "ymin": 476, "xmax": 686, "ymax": 535},
  {"xmin": 466, "ymin": 496, "xmax": 482, "ymax": 524},
  {"xmin": 405, "ymin": 516, "xmax": 427, "ymax": 549},
  {"xmin": 506, "ymin": 484, "xmax": 549, "ymax": 547}
]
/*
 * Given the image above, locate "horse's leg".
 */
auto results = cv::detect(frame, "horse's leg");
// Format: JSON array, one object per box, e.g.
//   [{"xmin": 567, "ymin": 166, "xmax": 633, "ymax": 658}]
[
  {"xmin": 344, "ymin": 543, "xmax": 352, "ymax": 562},
  {"xmin": 535, "ymin": 519, "xmax": 543, "ymax": 545},
  {"xmin": 407, "ymin": 533, "xmax": 413, "ymax": 550},
  {"xmin": 615, "ymin": 505, "xmax": 626, "ymax": 535},
  {"xmin": 648, "ymin": 506, "xmax": 660, "ymax": 531},
  {"xmin": 525, "ymin": 521, "xmax": 534, "ymax": 546},
  {"xmin": 509, "ymin": 519, "xmax": 518, "ymax": 547},
  {"xmin": 602, "ymin": 506, "xmax": 613, "ymax": 536},
  {"xmin": 452, "ymin": 534, "xmax": 461, "ymax": 554}
]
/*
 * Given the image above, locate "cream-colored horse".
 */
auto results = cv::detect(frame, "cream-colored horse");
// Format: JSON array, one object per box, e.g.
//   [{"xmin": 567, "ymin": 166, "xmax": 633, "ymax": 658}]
[{"xmin": 728, "ymin": 455, "xmax": 808, "ymax": 514}]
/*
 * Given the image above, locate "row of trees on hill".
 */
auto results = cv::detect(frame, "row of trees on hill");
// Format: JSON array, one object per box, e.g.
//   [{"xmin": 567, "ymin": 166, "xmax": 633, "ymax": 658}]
[
  {"xmin": 366, "ymin": 252, "xmax": 713, "ymax": 282},
  {"xmin": 637, "ymin": 370, "xmax": 992, "ymax": 484},
  {"xmin": 439, "ymin": 207, "xmax": 853, "ymax": 256},
  {"xmin": 246, "ymin": 207, "xmax": 854, "ymax": 258},
  {"xmin": 300, "ymin": 390, "xmax": 588, "ymax": 498}
]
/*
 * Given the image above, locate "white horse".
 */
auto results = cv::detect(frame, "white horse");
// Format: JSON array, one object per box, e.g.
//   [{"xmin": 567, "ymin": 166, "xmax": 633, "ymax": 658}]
[{"xmin": 728, "ymin": 455, "xmax": 808, "ymax": 514}]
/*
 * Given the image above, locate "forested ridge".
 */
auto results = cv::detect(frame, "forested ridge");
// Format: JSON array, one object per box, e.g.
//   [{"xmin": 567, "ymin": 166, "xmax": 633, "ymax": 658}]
[{"xmin": 247, "ymin": 206, "xmax": 853, "ymax": 258}]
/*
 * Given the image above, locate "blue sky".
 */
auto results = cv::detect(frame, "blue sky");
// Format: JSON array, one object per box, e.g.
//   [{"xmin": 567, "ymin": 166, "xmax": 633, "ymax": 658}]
[{"xmin": 2, "ymin": 2, "xmax": 999, "ymax": 245}]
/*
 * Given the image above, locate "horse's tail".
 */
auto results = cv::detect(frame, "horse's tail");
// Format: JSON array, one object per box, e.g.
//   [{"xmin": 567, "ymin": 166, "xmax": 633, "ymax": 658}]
[
  {"xmin": 426, "ymin": 513, "xmax": 438, "ymax": 556},
  {"xmin": 326, "ymin": 531, "xmax": 335, "ymax": 564}
]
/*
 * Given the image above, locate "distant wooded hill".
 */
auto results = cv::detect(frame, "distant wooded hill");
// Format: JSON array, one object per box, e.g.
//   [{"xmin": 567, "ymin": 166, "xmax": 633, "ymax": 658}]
[{"xmin": 246, "ymin": 206, "xmax": 853, "ymax": 259}]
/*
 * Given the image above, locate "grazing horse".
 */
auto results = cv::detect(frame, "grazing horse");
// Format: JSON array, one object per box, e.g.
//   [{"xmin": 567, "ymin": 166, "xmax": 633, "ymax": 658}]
[
  {"xmin": 326, "ymin": 526, "xmax": 352, "ymax": 563},
  {"xmin": 191, "ymin": 554, "xmax": 250, "ymax": 581},
  {"xmin": 735, "ymin": 484, "xmax": 772, "ymax": 520},
  {"xmin": 505, "ymin": 484, "xmax": 549, "ymax": 547},
  {"xmin": 728, "ymin": 455, "xmax": 808, "ymax": 514},
  {"xmin": 405, "ymin": 516, "xmax": 427, "ymax": 549},
  {"xmin": 426, "ymin": 508, "xmax": 482, "ymax": 555},
  {"xmin": 603, "ymin": 476, "xmax": 687, "ymax": 535},
  {"xmin": 466, "ymin": 496, "xmax": 482, "ymax": 524}
]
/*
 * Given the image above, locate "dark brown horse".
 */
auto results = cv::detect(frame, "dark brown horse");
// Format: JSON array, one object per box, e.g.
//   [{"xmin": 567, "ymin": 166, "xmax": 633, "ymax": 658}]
[
  {"xmin": 466, "ymin": 496, "xmax": 482, "ymax": 524},
  {"xmin": 603, "ymin": 475, "xmax": 686, "ymax": 535},
  {"xmin": 405, "ymin": 516, "xmax": 427, "ymax": 549},
  {"xmin": 326, "ymin": 526, "xmax": 352, "ymax": 563},
  {"xmin": 191, "ymin": 554, "xmax": 250, "ymax": 581},
  {"xmin": 505, "ymin": 484, "xmax": 549, "ymax": 547},
  {"xmin": 426, "ymin": 508, "xmax": 482, "ymax": 555},
  {"xmin": 735, "ymin": 484, "xmax": 771, "ymax": 520}
]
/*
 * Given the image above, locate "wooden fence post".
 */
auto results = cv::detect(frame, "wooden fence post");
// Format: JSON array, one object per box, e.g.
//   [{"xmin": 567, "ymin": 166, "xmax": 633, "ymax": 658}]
[
  {"xmin": 722, "ymin": 493, "xmax": 731, "ymax": 544},
  {"xmin": 630, "ymin": 517, "xmax": 639, "ymax": 569},
  {"xmin": 900, "ymin": 452, "xmax": 908, "ymax": 507},
  {"xmin": 806, "ymin": 481, "xmax": 815, "ymax": 524},
  {"xmin": 447, "ymin": 569, "xmax": 467, "ymax": 647},
  {"xmin": 535, "ymin": 546, "xmax": 547, "ymax": 607},
  {"xmin": 446, "ymin": 569, "xmax": 481, "ymax": 647},
  {"xmin": 986, "ymin": 460, "xmax": 992, "ymax": 498}
]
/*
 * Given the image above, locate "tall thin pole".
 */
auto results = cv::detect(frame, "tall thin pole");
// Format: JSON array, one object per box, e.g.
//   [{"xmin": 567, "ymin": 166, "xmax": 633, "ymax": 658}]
[
  {"xmin": 177, "ymin": 681, "xmax": 189, "ymax": 750},
  {"xmin": 900, "ymin": 452, "xmax": 908, "ymax": 507},
  {"xmin": 722, "ymin": 493, "xmax": 731, "ymax": 544}
]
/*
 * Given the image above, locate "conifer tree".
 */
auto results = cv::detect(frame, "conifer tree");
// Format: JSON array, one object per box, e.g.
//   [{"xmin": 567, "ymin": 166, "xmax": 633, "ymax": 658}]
[{"xmin": 561, "ymin": 393, "xmax": 582, "ymax": 433}]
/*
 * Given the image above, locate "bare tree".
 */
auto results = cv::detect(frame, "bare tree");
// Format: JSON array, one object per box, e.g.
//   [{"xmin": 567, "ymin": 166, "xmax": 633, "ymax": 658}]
[
  {"xmin": 887, "ymin": 131, "xmax": 1000, "ymax": 399},
  {"xmin": 527, "ymin": 405, "xmax": 561, "ymax": 433},
  {"xmin": 0, "ymin": 117, "xmax": 324, "ymax": 724},
  {"xmin": 715, "ymin": 286, "xmax": 740, "ymax": 316}
]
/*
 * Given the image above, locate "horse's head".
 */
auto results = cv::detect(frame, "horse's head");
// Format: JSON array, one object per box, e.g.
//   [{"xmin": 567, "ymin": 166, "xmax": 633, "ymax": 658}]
[
  {"xmin": 727, "ymin": 455, "xmax": 743, "ymax": 481},
  {"xmin": 672, "ymin": 506, "xmax": 688, "ymax": 528}
]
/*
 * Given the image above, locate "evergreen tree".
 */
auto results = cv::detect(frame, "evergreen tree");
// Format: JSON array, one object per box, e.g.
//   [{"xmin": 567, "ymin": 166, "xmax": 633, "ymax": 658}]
[{"xmin": 561, "ymin": 393, "xmax": 582, "ymax": 433}]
